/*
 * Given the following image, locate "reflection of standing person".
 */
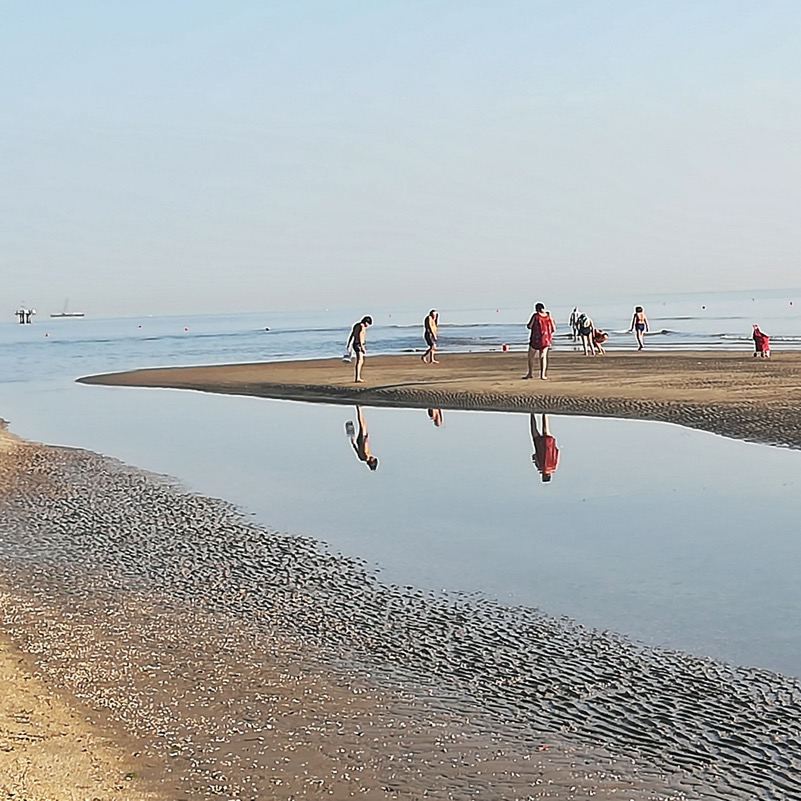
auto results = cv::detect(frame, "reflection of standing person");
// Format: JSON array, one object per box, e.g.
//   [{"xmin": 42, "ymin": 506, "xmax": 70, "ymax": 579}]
[
  {"xmin": 427, "ymin": 408, "xmax": 443, "ymax": 427},
  {"xmin": 346, "ymin": 315, "xmax": 373, "ymax": 382},
  {"xmin": 629, "ymin": 306, "xmax": 649, "ymax": 350},
  {"xmin": 422, "ymin": 310, "xmax": 439, "ymax": 364},
  {"xmin": 530, "ymin": 413, "xmax": 559, "ymax": 483},
  {"xmin": 347, "ymin": 406, "xmax": 378, "ymax": 470},
  {"xmin": 524, "ymin": 303, "xmax": 556, "ymax": 380},
  {"xmin": 752, "ymin": 324, "xmax": 771, "ymax": 358}
]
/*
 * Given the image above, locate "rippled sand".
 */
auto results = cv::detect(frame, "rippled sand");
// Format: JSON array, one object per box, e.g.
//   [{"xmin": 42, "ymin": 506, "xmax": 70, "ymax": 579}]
[{"xmin": 2, "ymin": 426, "xmax": 800, "ymax": 799}]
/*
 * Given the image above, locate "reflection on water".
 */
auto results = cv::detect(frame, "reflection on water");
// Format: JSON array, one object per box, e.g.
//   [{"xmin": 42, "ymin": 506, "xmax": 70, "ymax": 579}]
[
  {"xmin": 3, "ymin": 380, "xmax": 801, "ymax": 678},
  {"xmin": 346, "ymin": 407, "xmax": 379, "ymax": 471},
  {"xmin": 530, "ymin": 414, "xmax": 560, "ymax": 482}
]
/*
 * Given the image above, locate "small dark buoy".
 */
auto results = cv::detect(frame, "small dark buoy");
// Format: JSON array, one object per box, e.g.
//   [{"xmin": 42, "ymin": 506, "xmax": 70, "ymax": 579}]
[{"xmin": 264, "ymin": 327, "xmax": 270, "ymax": 331}]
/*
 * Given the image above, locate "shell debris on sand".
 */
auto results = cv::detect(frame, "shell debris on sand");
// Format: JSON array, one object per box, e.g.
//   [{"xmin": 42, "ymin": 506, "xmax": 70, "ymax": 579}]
[{"xmin": 1, "ymin": 434, "xmax": 800, "ymax": 800}]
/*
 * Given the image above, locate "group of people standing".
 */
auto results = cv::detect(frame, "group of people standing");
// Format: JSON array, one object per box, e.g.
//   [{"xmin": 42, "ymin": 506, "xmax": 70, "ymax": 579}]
[{"xmin": 345, "ymin": 304, "xmax": 651, "ymax": 383}]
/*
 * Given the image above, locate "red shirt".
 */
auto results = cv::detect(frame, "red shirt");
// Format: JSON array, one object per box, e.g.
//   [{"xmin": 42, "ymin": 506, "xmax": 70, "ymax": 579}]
[{"xmin": 529, "ymin": 312, "xmax": 555, "ymax": 350}]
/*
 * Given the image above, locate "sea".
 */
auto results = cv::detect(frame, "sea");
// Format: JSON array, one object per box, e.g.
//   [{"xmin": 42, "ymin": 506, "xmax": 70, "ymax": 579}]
[{"xmin": 2, "ymin": 288, "xmax": 801, "ymax": 678}]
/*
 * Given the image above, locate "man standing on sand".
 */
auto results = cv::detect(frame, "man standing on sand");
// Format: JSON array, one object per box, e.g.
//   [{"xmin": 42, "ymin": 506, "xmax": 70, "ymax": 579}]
[
  {"xmin": 346, "ymin": 315, "xmax": 372, "ymax": 382},
  {"xmin": 524, "ymin": 303, "xmax": 556, "ymax": 380},
  {"xmin": 422, "ymin": 310, "xmax": 439, "ymax": 363}
]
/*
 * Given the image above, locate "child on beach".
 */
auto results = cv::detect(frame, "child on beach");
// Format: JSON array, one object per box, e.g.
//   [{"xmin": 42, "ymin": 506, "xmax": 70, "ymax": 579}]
[
  {"xmin": 629, "ymin": 306, "xmax": 649, "ymax": 350},
  {"xmin": 752, "ymin": 325, "xmax": 770, "ymax": 358},
  {"xmin": 592, "ymin": 329, "xmax": 609, "ymax": 355}
]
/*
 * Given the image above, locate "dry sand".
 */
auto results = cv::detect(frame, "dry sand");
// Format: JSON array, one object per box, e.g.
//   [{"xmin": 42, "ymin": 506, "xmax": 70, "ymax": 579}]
[{"xmin": 79, "ymin": 351, "xmax": 801, "ymax": 448}]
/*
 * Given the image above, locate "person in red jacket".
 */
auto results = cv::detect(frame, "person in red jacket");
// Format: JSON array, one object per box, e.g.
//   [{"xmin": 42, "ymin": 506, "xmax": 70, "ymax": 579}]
[
  {"xmin": 752, "ymin": 324, "xmax": 770, "ymax": 358},
  {"xmin": 524, "ymin": 303, "xmax": 557, "ymax": 380}
]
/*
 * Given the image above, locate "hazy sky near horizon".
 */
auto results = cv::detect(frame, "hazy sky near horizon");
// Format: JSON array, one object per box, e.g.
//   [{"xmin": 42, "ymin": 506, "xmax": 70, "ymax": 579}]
[{"xmin": 3, "ymin": 1, "xmax": 800, "ymax": 317}]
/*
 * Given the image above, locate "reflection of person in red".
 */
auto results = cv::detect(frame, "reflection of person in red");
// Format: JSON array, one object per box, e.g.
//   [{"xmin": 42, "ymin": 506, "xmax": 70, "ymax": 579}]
[{"xmin": 530, "ymin": 413, "xmax": 559, "ymax": 483}]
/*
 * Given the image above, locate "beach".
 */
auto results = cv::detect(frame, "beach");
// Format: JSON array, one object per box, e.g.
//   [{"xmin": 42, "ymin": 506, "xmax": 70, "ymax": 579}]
[
  {"xmin": 2, "ymin": 352, "xmax": 800, "ymax": 798},
  {"xmin": 81, "ymin": 351, "xmax": 801, "ymax": 448}
]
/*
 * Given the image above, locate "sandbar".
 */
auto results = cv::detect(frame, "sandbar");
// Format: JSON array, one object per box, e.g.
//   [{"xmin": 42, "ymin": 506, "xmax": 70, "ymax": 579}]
[{"xmin": 81, "ymin": 351, "xmax": 801, "ymax": 448}]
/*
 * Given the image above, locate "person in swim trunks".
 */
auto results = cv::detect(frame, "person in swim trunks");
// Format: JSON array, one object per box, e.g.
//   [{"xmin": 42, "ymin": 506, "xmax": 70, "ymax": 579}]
[
  {"xmin": 524, "ymin": 302, "xmax": 556, "ymax": 380},
  {"xmin": 346, "ymin": 315, "xmax": 373, "ymax": 382},
  {"xmin": 422, "ymin": 310, "xmax": 439, "ymax": 363},
  {"xmin": 629, "ymin": 306, "xmax": 649, "ymax": 350}
]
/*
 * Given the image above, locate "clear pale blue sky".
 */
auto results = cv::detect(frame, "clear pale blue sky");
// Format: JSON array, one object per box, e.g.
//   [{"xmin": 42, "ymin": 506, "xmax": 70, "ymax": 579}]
[{"xmin": 3, "ymin": 1, "xmax": 800, "ymax": 316}]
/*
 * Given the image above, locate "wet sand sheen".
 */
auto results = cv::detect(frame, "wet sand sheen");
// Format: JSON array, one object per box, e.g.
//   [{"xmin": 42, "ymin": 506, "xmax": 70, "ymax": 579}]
[
  {"xmin": 2, "ymin": 423, "xmax": 801, "ymax": 799},
  {"xmin": 80, "ymin": 351, "xmax": 801, "ymax": 448}
]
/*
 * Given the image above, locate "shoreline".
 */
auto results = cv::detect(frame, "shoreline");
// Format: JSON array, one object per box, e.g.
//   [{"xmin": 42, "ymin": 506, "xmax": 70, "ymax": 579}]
[
  {"xmin": 79, "ymin": 351, "xmax": 801, "ymax": 448},
  {"xmin": 2, "ymin": 422, "xmax": 801, "ymax": 798}
]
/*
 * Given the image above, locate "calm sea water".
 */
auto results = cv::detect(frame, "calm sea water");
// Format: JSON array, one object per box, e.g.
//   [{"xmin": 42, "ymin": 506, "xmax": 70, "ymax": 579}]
[{"xmin": 2, "ymin": 288, "xmax": 801, "ymax": 677}]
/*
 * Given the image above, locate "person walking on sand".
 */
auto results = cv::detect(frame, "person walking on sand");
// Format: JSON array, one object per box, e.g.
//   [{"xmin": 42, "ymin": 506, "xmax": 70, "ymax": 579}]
[
  {"xmin": 346, "ymin": 315, "xmax": 373, "ymax": 382},
  {"xmin": 530, "ymin": 413, "xmax": 559, "ymax": 483},
  {"xmin": 422, "ymin": 310, "xmax": 439, "ymax": 363},
  {"xmin": 347, "ymin": 406, "xmax": 378, "ymax": 470},
  {"xmin": 629, "ymin": 306, "xmax": 649, "ymax": 350},
  {"xmin": 524, "ymin": 303, "xmax": 556, "ymax": 380}
]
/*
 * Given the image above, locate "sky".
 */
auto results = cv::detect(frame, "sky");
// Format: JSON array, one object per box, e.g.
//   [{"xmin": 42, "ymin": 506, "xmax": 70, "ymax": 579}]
[{"xmin": 2, "ymin": 1, "xmax": 800, "ymax": 317}]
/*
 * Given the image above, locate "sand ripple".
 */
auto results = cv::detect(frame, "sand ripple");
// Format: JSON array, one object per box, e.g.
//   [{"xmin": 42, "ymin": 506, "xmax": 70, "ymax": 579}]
[{"xmin": 2, "ymin": 442, "xmax": 800, "ymax": 799}]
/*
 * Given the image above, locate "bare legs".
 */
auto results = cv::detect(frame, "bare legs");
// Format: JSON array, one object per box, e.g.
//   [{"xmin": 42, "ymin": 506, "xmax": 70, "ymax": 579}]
[
  {"xmin": 422, "ymin": 342, "xmax": 438, "ymax": 363},
  {"xmin": 524, "ymin": 347, "xmax": 549, "ymax": 380},
  {"xmin": 354, "ymin": 351, "xmax": 365, "ymax": 382}
]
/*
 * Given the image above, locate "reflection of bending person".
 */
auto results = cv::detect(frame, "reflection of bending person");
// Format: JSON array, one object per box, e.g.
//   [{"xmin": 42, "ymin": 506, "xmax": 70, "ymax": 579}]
[
  {"xmin": 427, "ymin": 408, "xmax": 443, "ymax": 427},
  {"xmin": 348, "ymin": 406, "xmax": 379, "ymax": 470},
  {"xmin": 530, "ymin": 413, "xmax": 559, "ymax": 483}
]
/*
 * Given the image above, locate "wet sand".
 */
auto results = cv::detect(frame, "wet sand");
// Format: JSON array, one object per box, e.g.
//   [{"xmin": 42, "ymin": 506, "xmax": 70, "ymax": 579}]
[
  {"xmin": 2, "ymin": 421, "xmax": 801, "ymax": 799},
  {"xmin": 80, "ymin": 351, "xmax": 801, "ymax": 448}
]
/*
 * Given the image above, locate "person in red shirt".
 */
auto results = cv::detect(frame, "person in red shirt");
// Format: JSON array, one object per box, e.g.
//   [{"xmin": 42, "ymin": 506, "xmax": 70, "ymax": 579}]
[
  {"xmin": 530, "ymin": 413, "xmax": 559, "ymax": 483},
  {"xmin": 752, "ymin": 324, "xmax": 770, "ymax": 358},
  {"xmin": 524, "ymin": 302, "xmax": 557, "ymax": 380}
]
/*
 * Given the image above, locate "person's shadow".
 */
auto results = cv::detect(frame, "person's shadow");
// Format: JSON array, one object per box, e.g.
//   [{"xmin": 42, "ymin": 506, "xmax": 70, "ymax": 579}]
[
  {"xmin": 530, "ymin": 413, "xmax": 559, "ymax": 483},
  {"xmin": 346, "ymin": 406, "xmax": 379, "ymax": 470}
]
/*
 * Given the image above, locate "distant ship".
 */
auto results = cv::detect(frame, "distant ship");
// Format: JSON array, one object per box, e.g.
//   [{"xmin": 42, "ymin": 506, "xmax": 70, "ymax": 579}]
[{"xmin": 50, "ymin": 300, "xmax": 85, "ymax": 318}]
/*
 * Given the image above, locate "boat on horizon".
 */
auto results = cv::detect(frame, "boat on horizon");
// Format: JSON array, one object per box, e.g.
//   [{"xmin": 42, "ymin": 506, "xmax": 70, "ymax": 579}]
[{"xmin": 50, "ymin": 299, "xmax": 85, "ymax": 318}]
